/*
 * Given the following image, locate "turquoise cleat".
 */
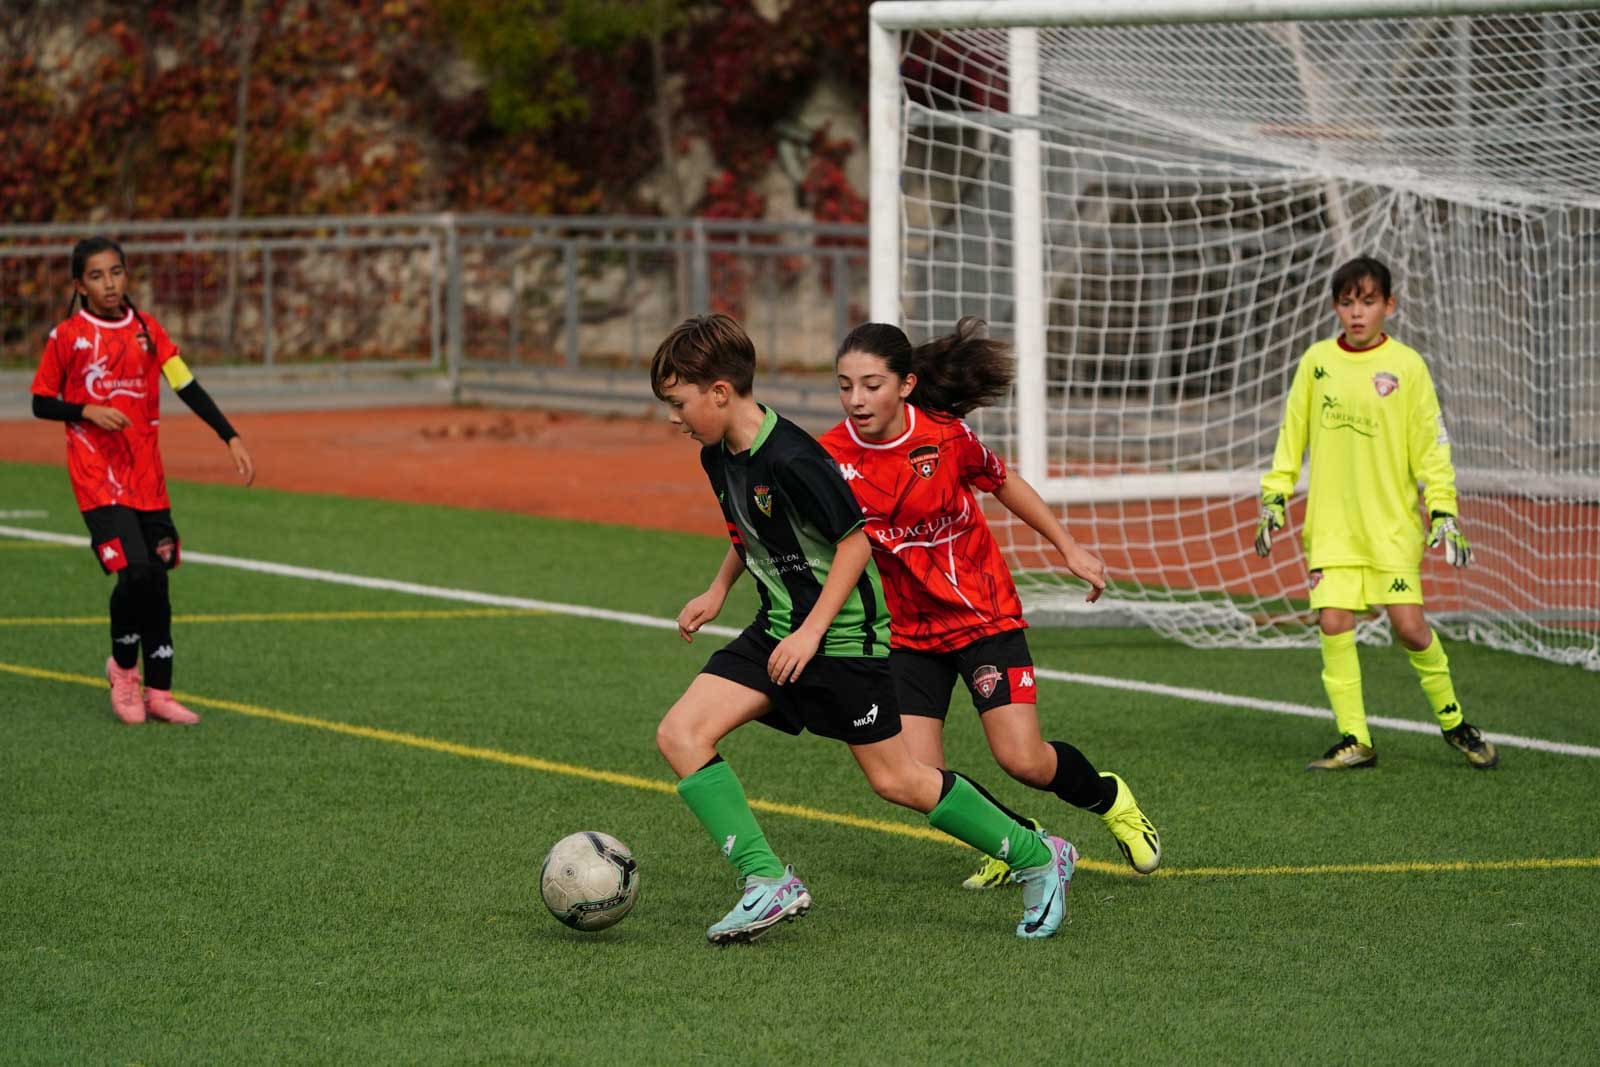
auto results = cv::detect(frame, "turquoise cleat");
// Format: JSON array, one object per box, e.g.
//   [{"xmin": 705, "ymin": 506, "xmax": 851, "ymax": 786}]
[
  {"xmin": 1012, "ymin": 833, "xmax": 1076, "ymax": 939},
  {"xmin": 706, "ymin": 865, "xmax": 812, "ymax": 945}
]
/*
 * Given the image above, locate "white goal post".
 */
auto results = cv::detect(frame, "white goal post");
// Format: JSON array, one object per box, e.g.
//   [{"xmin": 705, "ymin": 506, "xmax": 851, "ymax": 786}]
[{"xmin": 869, "ymin": 0, "xmax": 1600, "ymax": 668}]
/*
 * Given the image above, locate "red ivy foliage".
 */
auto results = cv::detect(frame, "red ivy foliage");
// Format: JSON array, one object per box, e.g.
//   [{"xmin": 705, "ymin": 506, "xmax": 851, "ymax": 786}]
[{"xmin": 0, "ymin": 0, "xmax": 873, "ymax": 224}]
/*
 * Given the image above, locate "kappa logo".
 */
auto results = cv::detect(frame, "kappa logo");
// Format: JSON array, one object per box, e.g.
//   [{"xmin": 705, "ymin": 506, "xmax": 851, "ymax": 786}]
[
  {"xmin": 1313, "ymin": 365, "xmax": 1328, "ymax": 379},
  {"xmin": 1372, "ymin": 371, "xmax": 1399, "ymax": 397},
  {"xmin": 95, "ymin": 538, "xmax": 126, "ymax": 572},
  {"xmin": 908, "ymin": 444, "xmax": 940, "ymax": 479},
  {"xmin": 753, "ymin": 484, "xmax": 773, "ymax": 517},
  {"xmin": 149, "ymin": 644, "xmax": 174, "ymax": 660},
  {"xmin": 73, "ymin": 336, "xmax": 92, "ymax": 351},
  {"xmin": 838, "ymin": 462, "xmax": 861, "ymax": 482},
  {"xmin": 115, "ymin": 633, "xmax": 139, "ymax": 645},
  {"xmin": 972, "ymin": 665, "xmax": 1001, "ymax": 699},
  {"xmin": 997, "ymin": 835, "xmax": 1010, "ymax": 861},
  {"xmin": 853, "ymin": 703, "xmax": 879, "ymax": 728},
  {"xmin": 1007, "ymin": 666, "xmax": 1038, "ymax": 704},
  {"xmin": 1389, "ymin": 578, "xmax": 1411, "ymax": 593},
  {"xmin": 722, "ymin": 834, "xmax": 736, "ymax": 857}
]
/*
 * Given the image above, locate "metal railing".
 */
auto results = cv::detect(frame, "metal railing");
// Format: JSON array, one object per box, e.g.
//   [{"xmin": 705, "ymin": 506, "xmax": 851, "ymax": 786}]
[{"xmin": 0, "ymin": 214, "xmax": 870, "ymax": 397}]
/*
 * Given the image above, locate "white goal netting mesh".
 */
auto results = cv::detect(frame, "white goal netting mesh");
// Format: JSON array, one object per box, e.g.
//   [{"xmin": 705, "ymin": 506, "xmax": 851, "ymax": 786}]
[{"xmin": 891, "ymin": 10, "xmax": 1600, "ymax": 669}]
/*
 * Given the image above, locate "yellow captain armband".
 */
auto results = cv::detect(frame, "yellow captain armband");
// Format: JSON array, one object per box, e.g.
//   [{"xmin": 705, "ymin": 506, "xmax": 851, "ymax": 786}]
[{"xmin": 161, "ymin": 355, "xmax": 195, "ymax": 391}]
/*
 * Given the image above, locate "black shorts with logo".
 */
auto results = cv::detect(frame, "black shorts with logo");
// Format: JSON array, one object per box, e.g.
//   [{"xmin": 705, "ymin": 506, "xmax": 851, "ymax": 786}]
[
  {"xmin": 81, "ymin": 506, "xmax": 180, "ymax": 575},
  {"xmin": 702, "ymin": 626, "xmax": 902, "ymax": 745},
  {"xmin": 890, "ymin": 628, "xmax": 1038, "ymax": 720}
]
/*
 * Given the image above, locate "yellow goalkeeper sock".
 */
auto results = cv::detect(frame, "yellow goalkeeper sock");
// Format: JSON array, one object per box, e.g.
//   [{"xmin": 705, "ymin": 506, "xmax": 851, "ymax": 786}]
[
  {"xmin": 1320, "ymin": 630, "xmax": 1370, "ymax": 747},
  {"xmin": 1407, "ymin": 630, "xmax": 1463, "ymax": 731}
]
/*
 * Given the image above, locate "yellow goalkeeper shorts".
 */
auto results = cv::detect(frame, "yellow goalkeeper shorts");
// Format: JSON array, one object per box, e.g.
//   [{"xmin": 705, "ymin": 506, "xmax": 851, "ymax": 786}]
[{"xmin": 1308, "ymin": 566, "xmax": 1424, "ymax": 611}]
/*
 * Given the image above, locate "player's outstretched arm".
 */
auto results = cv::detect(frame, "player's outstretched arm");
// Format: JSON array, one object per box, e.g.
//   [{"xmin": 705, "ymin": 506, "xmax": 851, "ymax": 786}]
[
  {"xmin": 992, "ymin": 473, "xmax": 1106, "ymax": 602},
  {"xmin": 678, "ymin": 545, "xmax": 743, "ymax": 642},
  {"xmin": 766, "ymin": 528, "xmax": 872, "ymax": 684}
]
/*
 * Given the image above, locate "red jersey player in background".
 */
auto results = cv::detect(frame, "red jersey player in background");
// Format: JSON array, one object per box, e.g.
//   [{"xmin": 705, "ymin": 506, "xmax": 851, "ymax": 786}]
[
  {"xmin": 31, "ymin": 236, "xmax": 255, "ymax": 725},
  {"xmin": 820, "ymin": 317, "xmax": 1160, "ymax": 885}
]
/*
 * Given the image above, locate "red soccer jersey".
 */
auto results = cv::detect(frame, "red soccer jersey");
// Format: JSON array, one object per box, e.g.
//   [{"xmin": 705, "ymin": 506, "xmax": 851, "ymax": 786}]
[
  {"xmin": 818, "ymin": 404, "xmax": 1025, "ymax": 653},
  {"xmin": 31, "ymin": 308, "xmax": 181, "ymax": 512}
]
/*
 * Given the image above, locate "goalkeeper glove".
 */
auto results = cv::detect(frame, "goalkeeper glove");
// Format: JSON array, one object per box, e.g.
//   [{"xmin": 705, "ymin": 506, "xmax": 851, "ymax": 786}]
[
  {"xmin": 1254, "ymin": 494, "xmax": 1286, "ymax": 558},
  {"xmin": 1427, "ymin": 511, "xmax": 1472, "ymax": 567}
]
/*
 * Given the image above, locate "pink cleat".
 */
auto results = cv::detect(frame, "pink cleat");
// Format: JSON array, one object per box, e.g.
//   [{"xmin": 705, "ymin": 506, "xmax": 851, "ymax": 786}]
[
  {"xmin": 143, "ymin": 688, "xmax": 200, "ymax": 725},
  {"xmin": 106, "ymin": 657, "xmax": 145, "ymax": 724}
]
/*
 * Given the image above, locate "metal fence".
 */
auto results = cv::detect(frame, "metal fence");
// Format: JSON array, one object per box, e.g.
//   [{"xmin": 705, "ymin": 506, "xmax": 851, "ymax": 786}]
[{"xmin": 0, "ymin": 214, "xmax": 870, "ymax": 402}]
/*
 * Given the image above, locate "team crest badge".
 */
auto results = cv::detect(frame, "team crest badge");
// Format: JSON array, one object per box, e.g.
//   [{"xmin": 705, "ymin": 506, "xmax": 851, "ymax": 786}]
[
  {"xmin": 972, "ymin": 665, "xmax": 1001, "ymax": 698},
  {"xmin": 753, "ymin": 484, "xmax": 773, "ymax": 517},
  {"xmin": 908, "ymin": 445, "xmax": 940, "ymax": 479},
  {"xmin": 1372, "ymin": 371, "xmax": 1399, "ymax": 397}
]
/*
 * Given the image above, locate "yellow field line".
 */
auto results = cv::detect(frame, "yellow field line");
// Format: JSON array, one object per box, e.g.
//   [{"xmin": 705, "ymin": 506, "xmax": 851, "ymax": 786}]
[
  {"xmin": 4, "ymin": 659, "xmax": 1595, "ymax": 881},
  {"xmin": 0, "ymin": 608, "xmax": 549, "ymax": 626}
]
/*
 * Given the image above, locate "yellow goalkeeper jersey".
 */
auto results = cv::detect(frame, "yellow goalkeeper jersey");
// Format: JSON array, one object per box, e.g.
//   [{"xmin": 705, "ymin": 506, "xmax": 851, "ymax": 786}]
[{"xmin": 1261, "ymin": 334, "xmax": 1459, "ymax": 571}]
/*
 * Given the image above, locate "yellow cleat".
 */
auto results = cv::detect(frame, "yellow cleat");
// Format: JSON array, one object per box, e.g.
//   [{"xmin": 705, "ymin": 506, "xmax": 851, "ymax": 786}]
[
  {"xmin": 1099, "ymin": 773, "xmax": 1161, "ymax": 874},
  {"xmin": 961, "ymin": 818, "xmax": 1043, "ymax": 889},
  {"xmin": 1306, "ymin": 735, "xmax": 1377, "ymax": 771}
]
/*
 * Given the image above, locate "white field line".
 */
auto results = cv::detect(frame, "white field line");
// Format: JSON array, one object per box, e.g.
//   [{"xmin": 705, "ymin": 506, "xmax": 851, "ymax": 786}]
[{"xmin": 4, "ymin": 523, "xmax": 1596, "ymax": 760}]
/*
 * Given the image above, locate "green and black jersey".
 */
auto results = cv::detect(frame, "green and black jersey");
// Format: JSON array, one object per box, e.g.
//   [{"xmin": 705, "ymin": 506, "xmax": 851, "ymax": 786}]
[{"xmin": 700, "ymin": 406, "xmax": 890, "ymax": 657}]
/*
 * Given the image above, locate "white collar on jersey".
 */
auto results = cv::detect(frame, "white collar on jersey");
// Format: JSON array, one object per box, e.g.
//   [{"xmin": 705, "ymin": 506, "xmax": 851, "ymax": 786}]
[
  {"xmin": 845, "ymin": 402, "xmax": 919, "ymax": 450},
  {"xmin": 77, "ymin": 307, "xmax": 135, "ymax": 329}
]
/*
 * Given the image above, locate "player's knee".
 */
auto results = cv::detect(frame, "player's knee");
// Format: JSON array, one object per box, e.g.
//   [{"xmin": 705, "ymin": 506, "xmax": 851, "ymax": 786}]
[
  {"xmin": 864, "ymin": 765, "xmax": 917, "ymax": 807},
  {"xmin": 118, "ymin": 562, "xmax": 166, "ymax": 599},
  {"xmin": 1396, "ymin": 622, "xmax": 1432, "ymax": 651},
  {"xmin": 655, "ymin": 712, "xmax": 702, "ymax": 765},
  {"xmin": 994, "ymin": 740, "xmax": 1054, "ymax": 788}
]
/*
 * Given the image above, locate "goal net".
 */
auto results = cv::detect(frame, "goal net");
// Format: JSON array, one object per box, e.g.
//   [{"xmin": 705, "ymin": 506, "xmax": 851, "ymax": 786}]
[{"xmin": 869, "ymin": 0, "xmax": 1600, "ymax": 670}]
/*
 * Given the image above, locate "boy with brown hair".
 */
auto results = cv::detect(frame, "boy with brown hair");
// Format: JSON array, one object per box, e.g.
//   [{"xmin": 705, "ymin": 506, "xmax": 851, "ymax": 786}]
[
  {"xmin": 1256, "ymin": 256, "xmax": 1498, "ymax": 771},
  {"xmin": 651, "ymin": 313, "xmax": 1079, "ymax": 942}
]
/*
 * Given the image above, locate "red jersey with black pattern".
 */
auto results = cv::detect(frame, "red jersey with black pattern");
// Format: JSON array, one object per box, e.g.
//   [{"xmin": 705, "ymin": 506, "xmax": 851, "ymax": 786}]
[
  {"xmin": 818, "ymin": 404, "xmax": 1025, "ymax": 653},
  {"xmin": 31, "ymin": 308, "xmax": 181, "ymax": 511}
]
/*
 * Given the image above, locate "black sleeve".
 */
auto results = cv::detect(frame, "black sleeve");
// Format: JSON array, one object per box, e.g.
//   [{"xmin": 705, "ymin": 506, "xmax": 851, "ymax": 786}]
[
  {"xmin": 776, "ymin": 449, "xmax": 866, "ymax": 545},
  {"xmin": 32, "ymin": 394, "xmax": 84, "ymax": 422},
  {"xmin": 176, "ymin": 380, "xmax": 238, "ymax": 443}
]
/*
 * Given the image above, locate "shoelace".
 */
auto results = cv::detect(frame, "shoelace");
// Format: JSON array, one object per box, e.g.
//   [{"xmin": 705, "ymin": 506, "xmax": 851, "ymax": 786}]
[{"xmin": 1324, "ymin": 735, "xmax": 1362, "ymax": 758}]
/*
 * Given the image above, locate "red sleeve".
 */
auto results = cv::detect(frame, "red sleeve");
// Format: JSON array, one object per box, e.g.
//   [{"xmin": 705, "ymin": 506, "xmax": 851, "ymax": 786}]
[
  {"xmin": 955, "ymin": 419, "xmax": 1007, "ymax": 493},
  {"xmin": 31, "ymin": 329, "xmax": 67, "ymax": 398},
  {"xmin": 147, "ymin": 314, "xmax": 180, "ymax": 366}
]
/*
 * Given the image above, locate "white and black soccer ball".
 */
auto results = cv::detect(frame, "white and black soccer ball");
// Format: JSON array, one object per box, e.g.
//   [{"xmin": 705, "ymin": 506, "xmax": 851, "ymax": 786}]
[{"xmin": 539, "ymin": 831, "xmax": 640, "ymax": 932}]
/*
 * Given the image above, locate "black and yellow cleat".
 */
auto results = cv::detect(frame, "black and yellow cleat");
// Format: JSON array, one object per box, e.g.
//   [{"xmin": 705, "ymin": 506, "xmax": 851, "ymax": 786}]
[
  {"xmin": 1306, "ymin": 735, "xmax": 1377, "ymax": 771},
  {"xmin": 1443, "ymin": 721, "xmax": 1499, "ymax": 769},
  {"xmin": 961, "ymin": 818, "xmax": 1043, "ymax": 889},
  {"xmin": 1099, "ymin": 773, "xmax": 1161, "ymax": 874}
]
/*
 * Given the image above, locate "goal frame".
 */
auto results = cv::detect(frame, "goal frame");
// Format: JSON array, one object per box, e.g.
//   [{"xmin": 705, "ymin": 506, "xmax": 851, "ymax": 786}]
[{"xmin": 868, "ymin": 0, "xmax": 1600, "ymax": 496}]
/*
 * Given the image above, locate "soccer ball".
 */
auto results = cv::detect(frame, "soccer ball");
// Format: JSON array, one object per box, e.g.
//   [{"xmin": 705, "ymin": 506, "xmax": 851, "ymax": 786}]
[{"xmin": 539, "ymin": 831, "xmax": 640, "ymax": 931}]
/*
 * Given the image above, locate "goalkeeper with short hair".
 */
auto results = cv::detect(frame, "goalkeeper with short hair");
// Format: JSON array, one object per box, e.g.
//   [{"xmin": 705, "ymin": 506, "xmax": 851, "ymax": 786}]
[{"xmin": 1255, "ymin": 255, "xmax": 1498, "ymax": 771}]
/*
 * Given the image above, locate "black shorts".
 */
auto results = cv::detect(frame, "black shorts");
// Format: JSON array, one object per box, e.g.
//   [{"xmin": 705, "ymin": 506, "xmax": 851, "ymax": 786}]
[
  {"xmin": 701, "ymin": 626, "xmax": 902, "ymax": 745},
  {"xmin": 891, "ymin": 629, "xmax": 1038, "ymax": 720},
  {"xmin": 81, "ymin": 506, "xmax": 180, "ymax": 575}
]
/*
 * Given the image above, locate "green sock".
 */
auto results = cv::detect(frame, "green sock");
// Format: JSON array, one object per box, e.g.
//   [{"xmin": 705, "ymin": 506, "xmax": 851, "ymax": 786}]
[
  {"xmin": 1320, "ymin": 630, "xmax": 1371, "ymax": 747},
  {"xmin": 1407, "ymin": 630, "xmax": 1463, "ymax": 731},
  {"xmin": 676, "ymin": 759, "xmax": 785, "ymax": 879},
  {"xmin": 928, "ymin": 774, "xmax": 1051, "ymax": 870}
]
